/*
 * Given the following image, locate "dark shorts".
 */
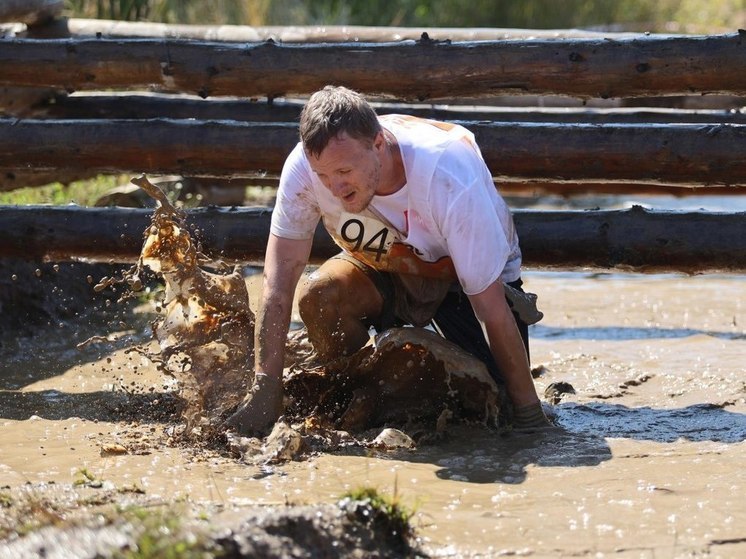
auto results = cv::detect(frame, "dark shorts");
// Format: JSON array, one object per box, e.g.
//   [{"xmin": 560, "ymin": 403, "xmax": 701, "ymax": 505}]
[{"xmin": 331, "ymin": 253, "xmax": 530, "ymax": 385}]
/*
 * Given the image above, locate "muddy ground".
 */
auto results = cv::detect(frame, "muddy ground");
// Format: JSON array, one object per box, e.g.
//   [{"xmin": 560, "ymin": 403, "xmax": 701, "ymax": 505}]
[{"xmin": 1, "ymin": 260, "xmax": 745, "ymax": 557}]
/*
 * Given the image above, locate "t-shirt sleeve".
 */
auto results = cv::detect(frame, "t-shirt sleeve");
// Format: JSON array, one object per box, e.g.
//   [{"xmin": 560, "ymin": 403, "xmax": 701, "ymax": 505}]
[
  {"xmin": 270, "ymin": 143, "xmax": 322, "ymax": 240},
  {"xmin": 432, "ymin": 140, "xmax": 512, "ymax": 295}
]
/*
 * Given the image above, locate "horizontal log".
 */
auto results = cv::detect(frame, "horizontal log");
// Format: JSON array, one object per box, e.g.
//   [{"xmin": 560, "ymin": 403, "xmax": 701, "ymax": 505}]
[
  {"xmin": 3, "ymin": 118, "xmax": 746, "ymax": 186},
  {"xmin": 4, "ymin": 169, "xmax": 745, "ymax": 198},
  {"xmin": 2, "ymin": 34, "xmax": 746, "ymax": 99},
  {"xmin": 28, "ymin": 93, "xmax": 746, "ymax": 125},
  {"xmin": 15, "ymin": 18, "xmax": 659, "ymax": 42},
  {"xmin": 0, "ymin": 206, "xmax": 743, "ymax": 273}
]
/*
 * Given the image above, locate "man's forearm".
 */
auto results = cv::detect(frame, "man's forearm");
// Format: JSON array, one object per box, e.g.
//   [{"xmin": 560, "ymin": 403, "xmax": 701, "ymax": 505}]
[
  {"xmin": 253, "ymin": 233, "xmax": 313, "ymax": 381},
  {"xmin": 468, "ymin": 281, "xmax": 539, "ymax": 408},
  {"xmin": 254, "ymin": 286, "xmax": 294, "ymax": 381}
]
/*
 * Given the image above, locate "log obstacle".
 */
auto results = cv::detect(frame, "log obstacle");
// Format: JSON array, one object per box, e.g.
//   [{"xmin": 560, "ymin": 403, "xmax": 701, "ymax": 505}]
[
  {"xmin": 12, "ymin": 18, "xmax": 656, "ymax": 42},
  {"xmin": 26, "ymin": 93, "xmax": 746, "ymax": 125},
  {"xmin": 3, "ymin": 34, "xmax": 746, "ymax": 99},
  {"xmin": 0, "ymin": 205, "xmax": 743, "ymax": 273},
  {"xmin": 3, "ymin": 118, "xmax": 746, "ymax": 186}
]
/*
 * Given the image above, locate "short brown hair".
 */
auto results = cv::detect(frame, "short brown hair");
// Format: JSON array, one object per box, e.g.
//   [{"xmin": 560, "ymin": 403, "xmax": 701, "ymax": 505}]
[{"xmin": 300, "ymin": 86, "xmax": 382, "ymax": 157}]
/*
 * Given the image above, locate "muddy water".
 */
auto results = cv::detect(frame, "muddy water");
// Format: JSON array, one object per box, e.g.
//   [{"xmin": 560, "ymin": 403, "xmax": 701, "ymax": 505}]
[{"xmin": 1, "ymin": 272, "xmax": 745, "ymax": 557}]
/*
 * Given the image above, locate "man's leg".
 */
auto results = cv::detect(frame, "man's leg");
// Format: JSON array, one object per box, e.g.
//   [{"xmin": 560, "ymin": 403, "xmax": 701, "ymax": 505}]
[{"xmin": 297, "ymin": 257, "xmax": 387, "ymax": 361}]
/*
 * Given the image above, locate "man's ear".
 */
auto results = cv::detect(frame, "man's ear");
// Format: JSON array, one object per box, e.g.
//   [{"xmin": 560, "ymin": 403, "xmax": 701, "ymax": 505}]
[{"xmin": 372, "ymin": 130, "xmax": 386, "ymax": 153}]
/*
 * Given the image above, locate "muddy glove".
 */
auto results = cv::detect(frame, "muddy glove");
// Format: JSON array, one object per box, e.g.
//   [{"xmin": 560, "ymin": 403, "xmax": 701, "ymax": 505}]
[
  {"xmin": 224, "ymin": 373, "xmax": 284, "ymax": 435},
  {"xmin": 512, "ymin": 401, "xmax": 552, "ymax": 430},
  {"xmin": 503, "ymin": 283, "xmax": 544, "ymax": 325}
]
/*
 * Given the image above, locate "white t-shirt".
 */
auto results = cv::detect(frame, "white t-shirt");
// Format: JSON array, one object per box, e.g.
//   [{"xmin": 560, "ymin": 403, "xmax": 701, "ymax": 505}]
[{"xmin": 270, "ymin": 115, "xmax": 521, "ymax": 296}]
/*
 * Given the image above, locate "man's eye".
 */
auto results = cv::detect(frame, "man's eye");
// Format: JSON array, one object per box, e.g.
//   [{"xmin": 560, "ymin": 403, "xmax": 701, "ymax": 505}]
[{"xmin": 339, "ymin": 169, "xmax": 351, "ymax": 175}]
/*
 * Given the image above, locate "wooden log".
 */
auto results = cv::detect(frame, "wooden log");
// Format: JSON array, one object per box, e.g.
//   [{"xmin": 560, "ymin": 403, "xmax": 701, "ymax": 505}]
[
  {"xmin": 28, "ymin": 93, "xmax": 746, "ymax": 125},
  {"xmin": 0, "ymin": 0, "xmax": 62, "ymax": 25},
  {"xmin": 0, "ymin": 205, "xmax": 743, "ymax": 273},
  {"xmin": 6, "ymin": 169, "xmax": 744, "ymax": 198},
  {"xmin": 3, "ymin": 34, "xmax": 746, "ymax": 99},
  {"xmin": 17, "ymin": 18, "xmax": 657, "ymax": 42},
  {"xmin": 3, "ymin": 118, "xmax": 746, "ymax": 186}
]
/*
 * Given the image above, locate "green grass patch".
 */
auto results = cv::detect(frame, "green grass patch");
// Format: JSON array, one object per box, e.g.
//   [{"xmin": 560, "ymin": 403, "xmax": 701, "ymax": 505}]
[
  {"xmin": 341, "ymin": 485, "xmax": 415, "ymax": 541},
  {"xmin": 0, "ymin": 175, "xmax": 129, "ymax": 206},
  {"xmin": 114, "ymin": 505, "xmax": 209, "ymax": 559}
]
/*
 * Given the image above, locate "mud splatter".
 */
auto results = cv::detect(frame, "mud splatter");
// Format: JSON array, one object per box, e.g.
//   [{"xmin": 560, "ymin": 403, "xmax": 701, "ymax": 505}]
[{"xmin": 121, "ymin": 175, "xmax": 506, "ymax": 458}]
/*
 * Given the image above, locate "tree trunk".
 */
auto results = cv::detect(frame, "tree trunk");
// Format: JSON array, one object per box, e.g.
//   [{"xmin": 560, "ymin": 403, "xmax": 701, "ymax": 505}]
[
  {"xmin": 19, "ymin": 18, "xmax": 658, "ymax": 42},
  {"xmin": 0, "ymin": 206, "xmax": 743, "ymax": 273},
  {"xmin": 3, "ymin": 34, "xmax": 746, "ymax": 99},
  {"xmin": 3, "ymin": 118, "xmax": 746, "ymax": 186},
  {"xmin": 26, "ymin": 93, "xmax": 746, "ymax": 125}
]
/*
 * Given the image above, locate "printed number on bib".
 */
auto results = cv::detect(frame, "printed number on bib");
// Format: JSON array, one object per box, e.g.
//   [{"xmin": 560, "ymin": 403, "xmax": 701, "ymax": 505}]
[{"xmin": 337, "ymin": 212, "xmax": 394, "ymax": 262}]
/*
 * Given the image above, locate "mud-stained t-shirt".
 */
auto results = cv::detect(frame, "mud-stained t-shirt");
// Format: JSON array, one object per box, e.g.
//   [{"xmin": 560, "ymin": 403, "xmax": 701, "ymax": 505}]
[{"xmin": 270, "ymin": 114, "xmax": 522, "ymax": 296}]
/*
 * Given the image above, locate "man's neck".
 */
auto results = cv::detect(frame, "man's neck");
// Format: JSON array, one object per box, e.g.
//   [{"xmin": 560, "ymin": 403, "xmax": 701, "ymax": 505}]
[{"xmin": 377, "ymin": 129, "xmax": 406, "ymax": 196}]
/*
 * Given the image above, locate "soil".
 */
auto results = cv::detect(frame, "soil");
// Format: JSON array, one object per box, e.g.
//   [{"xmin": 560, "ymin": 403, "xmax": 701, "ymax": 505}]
[{"xmin": 1, "ymin": 256, "xmax": 744, "ymax": 557}]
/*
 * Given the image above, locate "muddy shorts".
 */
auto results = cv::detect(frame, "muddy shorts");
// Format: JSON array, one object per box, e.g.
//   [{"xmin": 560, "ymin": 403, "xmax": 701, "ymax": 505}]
[{"xmin": 331, "ymin": 253, "xmax": 530, "ymax": 385}]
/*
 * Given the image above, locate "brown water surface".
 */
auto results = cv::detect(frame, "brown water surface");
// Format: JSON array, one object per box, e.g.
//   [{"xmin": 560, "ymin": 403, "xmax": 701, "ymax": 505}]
[{"xmin": 1, "ymin": 271, "xmax": 745, "ymax": 557}]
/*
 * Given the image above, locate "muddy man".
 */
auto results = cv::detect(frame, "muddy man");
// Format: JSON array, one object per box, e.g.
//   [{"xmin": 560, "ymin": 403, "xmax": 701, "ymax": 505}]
[{"xmin": 226, "ymin": 85, "xmax": 549, "ymax": 434}]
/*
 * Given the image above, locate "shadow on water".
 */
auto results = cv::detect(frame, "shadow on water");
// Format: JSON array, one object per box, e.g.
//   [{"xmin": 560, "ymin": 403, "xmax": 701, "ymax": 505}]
[
  {"xmin": 370, "ymin": 401, "xmax": 746, "ymax": 485},
  {"xmin": 530, "ymin": 324, "xmax": 745, "ymax": 341},
  {"xmin": 554, "ymin": 402, "xmax": 746, "ymax": 444},
  {"xmin": 376, "ymin": 426, "xmax": 614, "ymax": 485},
  {"xmin": 0, "ymin": 388, "xmax": 182, "ymax": 423}
]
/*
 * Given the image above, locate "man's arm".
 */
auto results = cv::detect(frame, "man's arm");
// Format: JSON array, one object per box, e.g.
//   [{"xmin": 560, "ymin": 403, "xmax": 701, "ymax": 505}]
[
  {"xmin": 468, "ymin": 280, "xmax": 549, "ymax": 428},
  {"xmin": 225, "ymin": 233, "xmax": 312, "ymax": 434}
]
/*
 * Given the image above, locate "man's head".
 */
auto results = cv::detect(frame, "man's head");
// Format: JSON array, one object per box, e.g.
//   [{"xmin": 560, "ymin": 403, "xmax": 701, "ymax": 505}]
[
  {"xmin": 301, "ymin": 86, "xmax": 391, "ymax": 213},
  {"xmin": 300, "ymin": 86, "xmax": 382, "ymax": 158}
]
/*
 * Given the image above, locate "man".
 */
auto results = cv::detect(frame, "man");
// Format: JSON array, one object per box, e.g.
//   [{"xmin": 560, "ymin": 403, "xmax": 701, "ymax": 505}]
[{"xmin": 227, "ymin": 85, "xmax": 549, "ymax": 433}]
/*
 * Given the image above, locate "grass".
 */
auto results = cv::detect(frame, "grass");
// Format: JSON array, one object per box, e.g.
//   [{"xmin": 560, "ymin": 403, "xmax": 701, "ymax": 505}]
[
  {"xmin": 341, "ymin": 485, "xmax": 415, "ymax": 542},
  {"xmin": 0, "ymin": 175, "xmax": 129, "ymax": 206},
  {"xmin": 113, "ymin": 505, "xmax": 209, "ymax": 559}
]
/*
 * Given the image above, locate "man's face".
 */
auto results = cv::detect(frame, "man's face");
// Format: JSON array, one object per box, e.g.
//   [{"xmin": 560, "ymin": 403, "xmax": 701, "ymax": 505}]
[{"xmin": 307, "ymin": 131, "xmax": 383, "ymax": 213}]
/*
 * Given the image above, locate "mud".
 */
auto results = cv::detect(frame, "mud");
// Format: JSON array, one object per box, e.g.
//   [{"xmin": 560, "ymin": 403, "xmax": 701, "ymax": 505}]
[
  {"xmin": 1, "ymin": 270, "xmax": 745, "ymax": 556},
  {"xmin": 108, "ymin": 176, "xmax": 507, "ymax": 453},
  {"xmin": 1, "ymin": 185, "xmax": 745, "ymax": 556}
]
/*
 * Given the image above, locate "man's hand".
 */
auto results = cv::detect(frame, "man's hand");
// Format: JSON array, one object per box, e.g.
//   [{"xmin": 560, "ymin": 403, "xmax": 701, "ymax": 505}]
[{"xmin": 224, "ymin": 373, "xmax": 284, "ymax": 435}]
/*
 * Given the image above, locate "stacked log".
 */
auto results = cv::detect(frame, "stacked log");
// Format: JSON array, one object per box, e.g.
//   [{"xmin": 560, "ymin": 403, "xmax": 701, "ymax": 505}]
[
  {"xmin": 0, "ymin": 15, "xmax": 744, "ymax": 271},
  {"xmin": 0, "ymin": 205, "xmax": 742, "ymax": 273},
  {"xmin": 3, "ymin": 35, "xmax": 746, "ymax": 100},
  {"xmin": 2, "ymin": 118, "xmax": 746, "ymax": 186}
]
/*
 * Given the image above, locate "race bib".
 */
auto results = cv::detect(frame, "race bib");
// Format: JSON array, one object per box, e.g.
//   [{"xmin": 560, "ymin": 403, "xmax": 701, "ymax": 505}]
[{"xmin": 336, "ymin": 212, "xmax": 395, "ymax": 263}]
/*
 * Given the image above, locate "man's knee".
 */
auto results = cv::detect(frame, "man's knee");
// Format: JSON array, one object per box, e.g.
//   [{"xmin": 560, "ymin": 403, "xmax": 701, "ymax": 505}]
[{"xmin": 297, "ymin": 273, "xmax": 341, "ymax": 322}]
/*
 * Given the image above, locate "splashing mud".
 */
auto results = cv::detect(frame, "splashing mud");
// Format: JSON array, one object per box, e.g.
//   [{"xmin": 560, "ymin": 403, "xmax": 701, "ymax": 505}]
[{"xmin": 114, "ymin": 175, "xmax": 506, "ymax": 458}]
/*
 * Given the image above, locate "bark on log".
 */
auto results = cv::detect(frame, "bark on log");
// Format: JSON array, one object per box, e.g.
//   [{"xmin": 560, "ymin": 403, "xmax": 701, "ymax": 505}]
[
  {"xmin": 3, "ymin": 34, "xmax": 746, "ymax": 99},
  {"xmin": 0, "ymin": 0, "xmax": 62, "ymax": 25},
  {"xmin": 0, "ymin": 206, "xmax": 743, "ymax": 273},
  {"xmin": 3, "ymin": 118, "xmax": 746, "ymax": 186},
  {"xmin": 5, "ymin": 171, "xmax": 744, "ymax": 197},
  {"xmin": 27, "ymin": 93, "xmax": 746, "ymax": 125},
  {"xmin": 16, "ymin": 18, "xmax": 657, "ymax": 42}
]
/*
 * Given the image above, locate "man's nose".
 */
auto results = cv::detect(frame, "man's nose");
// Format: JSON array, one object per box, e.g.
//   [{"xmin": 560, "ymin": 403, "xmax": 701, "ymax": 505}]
[{"xmin": 330, "ymin": 177, "xmax": 347, "ymax": 195}]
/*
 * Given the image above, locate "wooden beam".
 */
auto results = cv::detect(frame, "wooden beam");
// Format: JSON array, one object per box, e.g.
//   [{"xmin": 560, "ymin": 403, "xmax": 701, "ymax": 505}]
[
  {"xmin": 16, "ymin": 18, "xmax": 660, "ymax": 42},
  {"xmin": 0, "ymin": 205, "xmax": 743, "ymax": 273},
  {"xmin": 3, "ymin": 34, "xmax": 746, "ymax": 99},
  {"xmin": 3, "ymin": 118, "xmax": 746, "ymax": 186},
  {"xmin": 28, "ymin": 93, "xmax": 746, "ymax": 125}
]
